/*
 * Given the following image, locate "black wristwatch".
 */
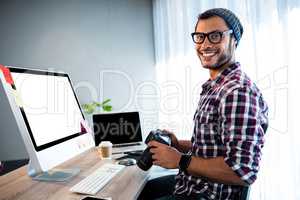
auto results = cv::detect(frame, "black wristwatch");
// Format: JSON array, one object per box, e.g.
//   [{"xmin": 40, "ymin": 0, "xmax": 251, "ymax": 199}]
[{"xmin": 179, "ymin": 154, "xmax": 192, "ymax": 171}]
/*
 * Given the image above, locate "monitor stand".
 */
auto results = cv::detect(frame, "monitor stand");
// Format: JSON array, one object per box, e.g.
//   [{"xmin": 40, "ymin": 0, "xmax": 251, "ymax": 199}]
[{"xmin": 28, "ymin": 160, "xmax": 80, "ymax": 182}]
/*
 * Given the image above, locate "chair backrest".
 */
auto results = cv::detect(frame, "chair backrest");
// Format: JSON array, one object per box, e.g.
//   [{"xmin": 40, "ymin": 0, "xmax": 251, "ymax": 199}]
[
  {"xmin": 0, "ymin": 161, "xmax": 3, "ymax": 173},
  {"xmin": 239, "ymin": 186, "xmax": 250, "ymax": 200},
  {"xmin": 0, "ymin": 159, "xmax": 29, "ymax": 176}
]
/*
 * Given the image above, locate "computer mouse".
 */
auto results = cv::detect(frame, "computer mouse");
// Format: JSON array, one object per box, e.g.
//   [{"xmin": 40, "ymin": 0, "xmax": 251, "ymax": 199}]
[{"xmin": 117, "ymin": 158, "xmax": 137, "ymax": 166}]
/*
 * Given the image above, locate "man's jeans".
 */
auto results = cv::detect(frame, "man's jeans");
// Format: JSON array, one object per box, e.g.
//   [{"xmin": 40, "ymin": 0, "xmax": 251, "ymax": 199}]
[{"xmin": 138, "ymin": 175, "xmax": 208, "ymax": 200}]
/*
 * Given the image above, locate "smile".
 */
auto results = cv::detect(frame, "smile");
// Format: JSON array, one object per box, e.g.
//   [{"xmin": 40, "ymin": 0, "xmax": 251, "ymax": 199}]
[{"xmin": 200, "ymin": 50, "xmax": 218, "ymax": 58}]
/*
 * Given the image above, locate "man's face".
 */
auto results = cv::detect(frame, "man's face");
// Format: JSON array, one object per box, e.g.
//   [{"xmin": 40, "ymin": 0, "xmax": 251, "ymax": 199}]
[{"xmin": 195, "ymin": 16, "xmax": 235, "ymax": 69}]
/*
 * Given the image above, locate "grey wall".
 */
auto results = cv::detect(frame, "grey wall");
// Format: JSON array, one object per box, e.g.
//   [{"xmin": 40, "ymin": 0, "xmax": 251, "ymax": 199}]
[{"xmin": 0, "ymin": 0, "xmax": 158, "ymax": 161}]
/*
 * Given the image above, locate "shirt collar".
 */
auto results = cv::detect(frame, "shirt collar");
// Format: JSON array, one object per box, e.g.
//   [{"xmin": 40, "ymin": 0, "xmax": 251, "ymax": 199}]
[{"xmin": 202, "ymin": 62, "xmax": 240, "ymax": 90}]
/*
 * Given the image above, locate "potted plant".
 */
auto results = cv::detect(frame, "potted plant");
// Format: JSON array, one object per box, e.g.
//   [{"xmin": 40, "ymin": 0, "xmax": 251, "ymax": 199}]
[
  {"xmin": 81, "ymin": 99, "xmax": 112, "ymax": 128},
  {"xmin": 82, "ymin": 99, "xmax": 112, "ymax": 114}
]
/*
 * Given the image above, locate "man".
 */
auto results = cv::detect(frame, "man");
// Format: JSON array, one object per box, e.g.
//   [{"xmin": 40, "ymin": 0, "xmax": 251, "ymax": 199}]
[{"xmin": 138, "ymin": 8, "xmax": 268, "ymax": 200}]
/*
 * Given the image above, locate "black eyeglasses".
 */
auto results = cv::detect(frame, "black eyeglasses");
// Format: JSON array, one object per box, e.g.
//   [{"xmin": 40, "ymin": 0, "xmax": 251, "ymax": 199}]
[{"xmin": 191, "ymin": 30, "xmax": 233, "ymax": 44}]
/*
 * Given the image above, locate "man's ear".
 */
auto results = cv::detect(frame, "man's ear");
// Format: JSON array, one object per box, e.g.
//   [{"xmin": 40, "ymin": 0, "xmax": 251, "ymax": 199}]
[{"xmin": 231, "ymin": 37, "xmax": 238, "ymax": 48}]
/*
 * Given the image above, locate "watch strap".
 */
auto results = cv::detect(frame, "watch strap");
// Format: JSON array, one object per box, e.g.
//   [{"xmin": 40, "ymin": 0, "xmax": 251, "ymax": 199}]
[{"xmin": 179, "ymin": 154, "xmax": 192, "ymax": 171}]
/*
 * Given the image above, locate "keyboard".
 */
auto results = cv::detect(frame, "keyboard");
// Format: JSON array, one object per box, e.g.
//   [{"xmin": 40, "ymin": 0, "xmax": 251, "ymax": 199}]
[
  {"xmin": 70, "ymin": 163, "xmax": 125, "ymax": 195},
  {"xmin": 113, "ymin": 142, "xmax": 142, "ymax": 147},
  {"xmin": 112, "ymin": 144, "xmax": 147, "ymax": 154}
]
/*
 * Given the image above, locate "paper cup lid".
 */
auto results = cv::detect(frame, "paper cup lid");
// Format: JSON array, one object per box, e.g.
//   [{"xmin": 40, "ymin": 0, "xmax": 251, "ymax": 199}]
[{"xmin": 99, "ymin": 141, "xmax": 112, "ymax": 147}]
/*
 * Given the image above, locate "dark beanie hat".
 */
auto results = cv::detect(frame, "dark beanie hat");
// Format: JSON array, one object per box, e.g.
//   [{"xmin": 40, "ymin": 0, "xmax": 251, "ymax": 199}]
[{"xmin": 198, "ymin": 8, "xmax": 243, "ymax": 46}]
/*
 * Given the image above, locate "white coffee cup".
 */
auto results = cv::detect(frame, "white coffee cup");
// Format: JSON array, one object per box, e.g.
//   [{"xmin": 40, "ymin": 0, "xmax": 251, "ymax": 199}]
[{"xmin": 98, "ymin": 141, "xmax": 113, "ymax": 159}]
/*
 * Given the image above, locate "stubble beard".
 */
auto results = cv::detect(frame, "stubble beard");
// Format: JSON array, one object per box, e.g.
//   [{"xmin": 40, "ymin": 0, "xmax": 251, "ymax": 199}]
[
  {"xmin": 199, "ymin": 40, "xmax": 234, "ymax": 70},
  {"xmin": 200, "ymin": 49, "xmax": 232, "ymax": 70}
]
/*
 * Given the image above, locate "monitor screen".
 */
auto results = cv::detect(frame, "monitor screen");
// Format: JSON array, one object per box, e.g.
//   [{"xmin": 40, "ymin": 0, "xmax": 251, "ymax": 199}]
[
  {"xmin": 9, "ymin": 68, "xmax": 86, "ymax": 151},
  {"xmin": 93, "ymin": 112, "xmax": 143, "ymax": 145}
]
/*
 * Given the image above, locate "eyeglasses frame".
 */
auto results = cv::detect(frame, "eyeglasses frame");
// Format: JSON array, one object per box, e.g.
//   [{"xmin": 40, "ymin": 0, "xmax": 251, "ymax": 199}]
[{"xmin": 191, "ymin": 30, "xmax": 233, "ymax": 44}]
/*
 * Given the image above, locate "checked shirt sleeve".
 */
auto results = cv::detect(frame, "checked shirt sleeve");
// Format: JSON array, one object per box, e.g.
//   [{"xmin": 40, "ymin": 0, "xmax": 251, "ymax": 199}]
[{"xmin": 219, "ymin": 86, "xmax": 267, "ymax": 185}]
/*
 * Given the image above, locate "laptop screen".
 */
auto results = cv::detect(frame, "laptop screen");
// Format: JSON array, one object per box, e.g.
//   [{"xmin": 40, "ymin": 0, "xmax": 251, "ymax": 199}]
[{"xmin": 93, "ymin": 111, "xmax": 143, "ymax": 146}]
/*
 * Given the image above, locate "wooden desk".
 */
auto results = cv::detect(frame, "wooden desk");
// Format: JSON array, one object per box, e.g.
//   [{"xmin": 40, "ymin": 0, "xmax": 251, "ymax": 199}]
[{"xmin": 0, "ymin": 148, "xmax": 149, "ymax": 200}]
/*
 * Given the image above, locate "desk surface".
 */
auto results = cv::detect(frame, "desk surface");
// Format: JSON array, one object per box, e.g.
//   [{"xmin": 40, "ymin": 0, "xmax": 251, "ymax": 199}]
[{"xmin": 0, "ymin": 148, "xmax": 149, "ymax": 200}]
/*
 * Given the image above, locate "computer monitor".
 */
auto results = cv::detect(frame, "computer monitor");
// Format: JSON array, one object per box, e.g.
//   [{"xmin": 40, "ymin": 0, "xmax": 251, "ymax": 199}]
[
  {"xmin": 0, "ymin": 66, "xmax": 94, "ymax": 178},
  {"xmin": 93, "ymin": 111, "xmax": 143, "ymax": 146}
]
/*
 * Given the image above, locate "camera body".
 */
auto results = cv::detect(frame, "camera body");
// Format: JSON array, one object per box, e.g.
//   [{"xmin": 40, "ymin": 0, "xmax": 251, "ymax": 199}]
[{"xmin": 137, "ymin": 129, "xmax": 171, "ymax": 171}]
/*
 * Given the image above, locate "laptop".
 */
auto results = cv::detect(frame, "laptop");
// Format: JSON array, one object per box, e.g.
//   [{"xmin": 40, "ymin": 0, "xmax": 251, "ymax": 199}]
[{"xmin": 93, "ymin": 111, "xmax": 146, "ymax": 154}]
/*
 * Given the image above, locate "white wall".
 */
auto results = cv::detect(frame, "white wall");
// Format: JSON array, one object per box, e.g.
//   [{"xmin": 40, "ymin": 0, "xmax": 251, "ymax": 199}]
[{"xmin": 0, "ymin": 0, "xmax": 157, "ymax": 160}]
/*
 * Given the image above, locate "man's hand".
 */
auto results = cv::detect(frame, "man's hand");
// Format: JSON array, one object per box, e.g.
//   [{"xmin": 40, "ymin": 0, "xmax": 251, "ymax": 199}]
[{"xmin": 148, "ymin": 140, "xmax": 182, "ymax": 169}]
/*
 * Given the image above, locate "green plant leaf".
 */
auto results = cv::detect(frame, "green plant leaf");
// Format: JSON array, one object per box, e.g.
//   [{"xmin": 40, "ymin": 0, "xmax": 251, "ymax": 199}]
[
  {"xmin": 82, "ymin": 104, "xmax": 95, "ymax": 114},
  {"xmin": 93, "ymin": 102, "xmax": 101, "ymax": 107},
  {"xmin": 82, "ymin": 99, "xmax": 112, "ymax": 114},
  {"xmin": 102, "ymin": 105, "xmax": 112, "ymax": 112},
  {"xmin": 102, "ymin": 99, "xmax": 111, "ymax": 105},
  {"xmin": 82, "ymin": 104, "xmax": 89, "ymax": 109},
  {"xmin": 86, "ymin": 107, "xmax": 95, "ymax": 114}
]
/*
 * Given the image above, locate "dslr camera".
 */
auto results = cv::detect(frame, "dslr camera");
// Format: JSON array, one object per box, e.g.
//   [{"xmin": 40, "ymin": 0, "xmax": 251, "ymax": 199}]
[{"xmin": 137, "ymin": 129, "xmax": 171, "ymax": 171}]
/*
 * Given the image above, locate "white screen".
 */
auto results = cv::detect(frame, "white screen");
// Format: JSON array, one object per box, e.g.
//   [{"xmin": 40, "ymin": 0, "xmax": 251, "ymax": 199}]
[{"xmin": 11, "ymin": 72, "xmax": 84, "ymax": 147}]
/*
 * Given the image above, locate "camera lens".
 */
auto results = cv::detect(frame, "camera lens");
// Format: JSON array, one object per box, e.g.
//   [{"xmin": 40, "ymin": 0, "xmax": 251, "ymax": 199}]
[
  {"xmin": 137, "ymin": 129, "xmax": 172, "ymax": 171},
  {"xmin": 136, "ymin": 147, "xmax": 153, "ymax": 171}
]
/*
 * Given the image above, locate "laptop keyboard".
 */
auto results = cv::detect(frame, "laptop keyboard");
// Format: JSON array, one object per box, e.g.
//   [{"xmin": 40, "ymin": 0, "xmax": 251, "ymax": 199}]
[
  {"xmin": 113, "ymin": 142, "xmax": 141, "ymax": 148},
  {"xmin": 112, "ymin": 143, "xmax": 146, "ymax": 155},
  {"xmin": 125, "ymin": 150, "xmax": 143, "ymax": 156}
]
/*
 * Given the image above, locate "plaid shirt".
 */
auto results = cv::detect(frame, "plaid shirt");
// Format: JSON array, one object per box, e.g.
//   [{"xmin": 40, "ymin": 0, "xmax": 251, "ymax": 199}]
[{"xmin": 174, "ymin": 62, "xmax": 268, "ymax": 200}]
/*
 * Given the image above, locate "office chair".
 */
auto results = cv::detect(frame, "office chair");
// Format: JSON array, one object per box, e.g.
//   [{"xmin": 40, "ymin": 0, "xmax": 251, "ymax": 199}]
[
  {"xmin": 0, "ymin": 159, "xmax": 29, "ymax": 175},
  {"xmin": 239, "ymin": 186, "xmax": 250, "ymax": 200}
]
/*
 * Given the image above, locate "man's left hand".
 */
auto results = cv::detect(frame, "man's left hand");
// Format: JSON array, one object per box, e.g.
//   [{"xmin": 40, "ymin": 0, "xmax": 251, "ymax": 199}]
[{"xmin": 148, "ymin": 141, "xmax": 182, "ymax": 169}]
